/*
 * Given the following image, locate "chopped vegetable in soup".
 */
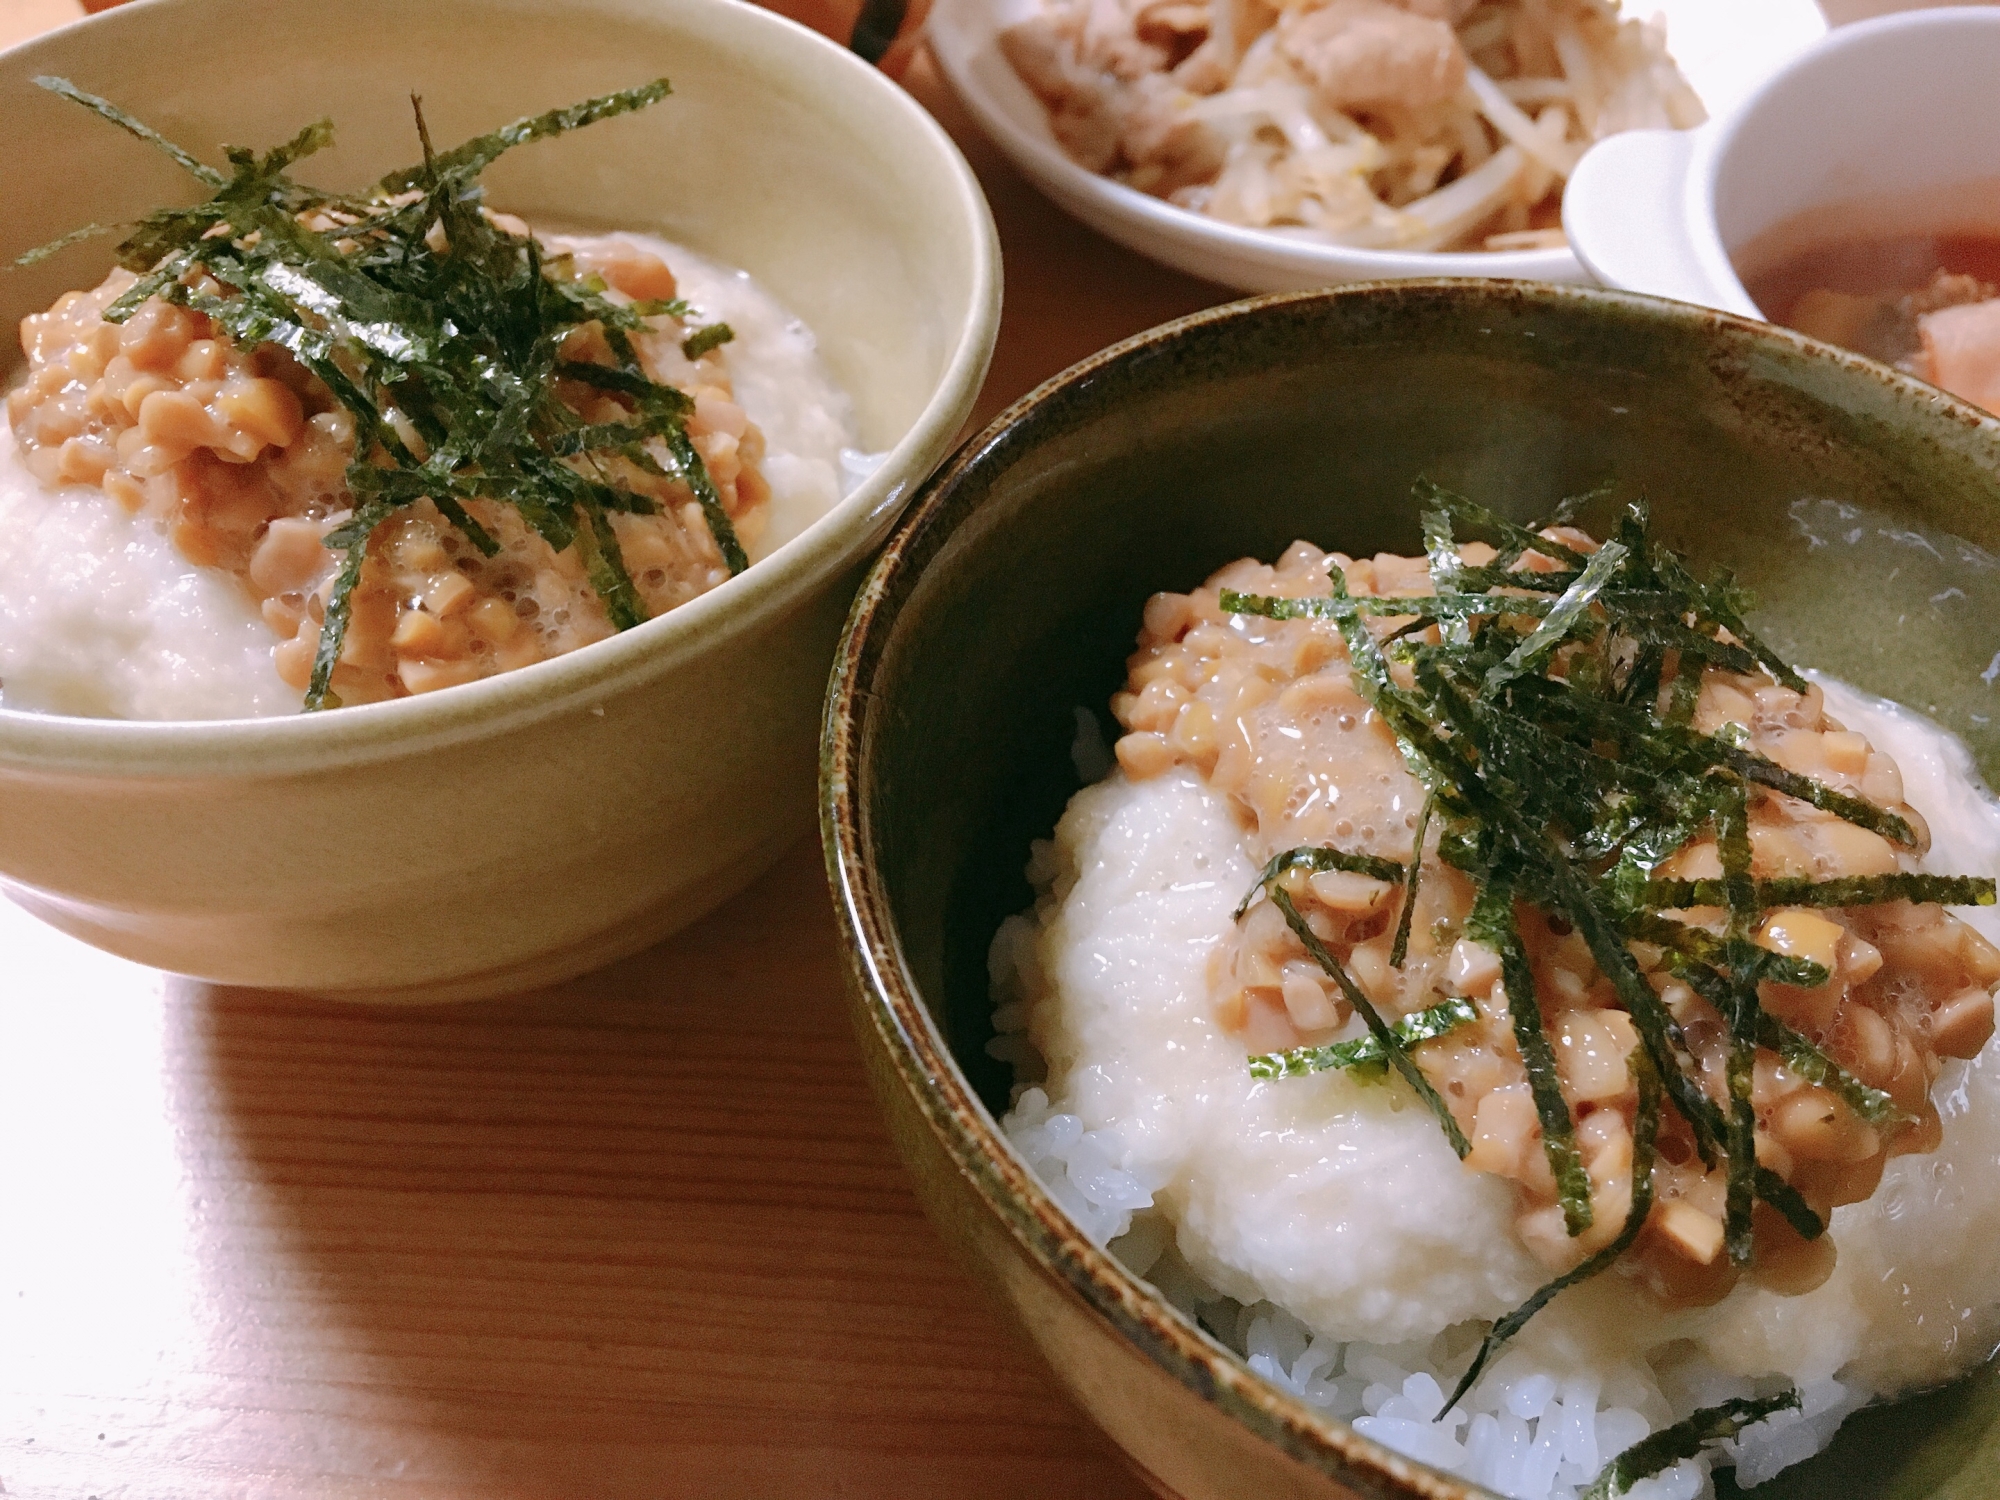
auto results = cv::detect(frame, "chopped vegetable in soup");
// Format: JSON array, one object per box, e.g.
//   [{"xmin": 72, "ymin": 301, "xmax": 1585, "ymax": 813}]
[{"xmin": 1741, "ymin": 225, "xmax": 2000, "ymax": 416}]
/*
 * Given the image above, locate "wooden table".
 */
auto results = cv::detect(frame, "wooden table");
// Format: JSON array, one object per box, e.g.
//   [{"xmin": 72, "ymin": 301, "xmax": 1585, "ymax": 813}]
[{"xmin": 0, "ymin": 5, "xmax": 1228, "ymax": 1496}]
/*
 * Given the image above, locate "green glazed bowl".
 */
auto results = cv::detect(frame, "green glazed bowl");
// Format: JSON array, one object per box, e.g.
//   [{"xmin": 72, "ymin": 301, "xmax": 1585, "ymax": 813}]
[{"xmin": 821, "ymin": 281, "xmax": 2000, "ymax": 1500}]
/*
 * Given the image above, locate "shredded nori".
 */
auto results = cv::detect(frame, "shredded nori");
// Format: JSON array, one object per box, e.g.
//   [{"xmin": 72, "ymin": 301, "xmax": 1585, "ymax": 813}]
[
  {"xmin": 1643, "ymin": 872, "xmax": 1996, "ymax": 912},
  {"xmin": 1219, "ymin": 483, "xmax": 1997, "ymax": 1407},
  {"xmin": 1443, "ymin": 1049, "xmax": 1663, "ymax": 1414},
  {"xmin": 1761, "ymin": 1013, "xmax": 1902, "ymax": 1125},
  {"xmin": 1388, "ymin": 793, "xmax": 1434, "ymax": 968},
  {"xmin": 1714, "ymin": 787, "xmax": 1762, "ymax": 1265},
  {"xmin": 680, "ymin": 321, "xmax": 735, "ymax": 360},
  {"xmin": 1476, "ymin": 876, "xmax": 1595, "ymax": 1236},
  {"xmin": 1580, "ymin": 1388, "xmax": 1803, "ymax": 1499},
  {"xmin": 1248, "ymin": 994, "xmax": 1477, "ymax": 1080},
  {"xmin": 1236, "ymin": 844, "xmax": 1406, "ymax": 919},
  {"xmin": 1264, "ymin": 884, "xmax": 1472, "ymax": 1157},
  {"xmin": 22, "ymin": 77, "xmax": 742, "ymax": 709}
]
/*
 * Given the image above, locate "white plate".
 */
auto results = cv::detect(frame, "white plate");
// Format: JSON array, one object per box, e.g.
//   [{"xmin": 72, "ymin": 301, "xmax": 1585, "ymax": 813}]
[{"xmin": 928, "ymin": 0, "xmax": 1830, "ymax": 291}]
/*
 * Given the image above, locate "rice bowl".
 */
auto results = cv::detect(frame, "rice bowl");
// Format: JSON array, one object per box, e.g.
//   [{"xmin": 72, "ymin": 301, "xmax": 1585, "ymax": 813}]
[
  {"xmin": 0, "ymin": 0, "xmax": 998, "ymax": 997},
  {"xmin": 823, "ymin": 281, "xmax": 2000, "ymax": 1500}
]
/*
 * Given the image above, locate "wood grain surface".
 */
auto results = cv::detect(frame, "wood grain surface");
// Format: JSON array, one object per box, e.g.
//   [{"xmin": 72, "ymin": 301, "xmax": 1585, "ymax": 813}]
[{"xmin": 0, "ymin": 4, "xmax": 1227, "ymax": 1495}]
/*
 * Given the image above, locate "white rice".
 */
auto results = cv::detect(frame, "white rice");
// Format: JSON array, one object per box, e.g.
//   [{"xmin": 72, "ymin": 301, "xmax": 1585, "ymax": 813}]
[
  {"xmin": 0, "ymin": 232, "xmax": 871, "ymax": 721},
  {"xmin": 991, "ymin": 676, "xmax": 2000, "ymax": 1499}
]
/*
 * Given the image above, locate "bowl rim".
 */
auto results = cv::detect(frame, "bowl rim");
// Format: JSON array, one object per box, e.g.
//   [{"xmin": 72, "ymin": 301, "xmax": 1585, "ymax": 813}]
[
  {"xmin": 0, "ymin": 0, "xmax": 1001, "ymax": 775},
  {"xmin": 820, "ymin": 276, "xmax": 2000, "ymax": 1498},
  {"xmin": 924, "ymin": 0, "xmax": 1580, "ymax": 287}
]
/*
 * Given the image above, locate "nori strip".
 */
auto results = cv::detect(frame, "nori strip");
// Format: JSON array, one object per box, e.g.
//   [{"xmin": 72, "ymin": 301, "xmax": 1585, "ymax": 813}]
[
  {"xmin": 306, "ymin": 498, "xmax": 392, "ymax": 710},
  {"xmin": 681, "ymin": 321, "xmax": 735, "ymax": 359},
  {"xmin": 11, "ymin": 220, "xmax": 120, "ymax": 267},
  {"xmin": 1632, "ymin": 914, "xmax": 1833, "ymax": 990},
  {"xmin": 1268, "ymin": 886, "xmax": 1471, "ymax": 1157},
  {"xmin": 375, "ymin": 80, "xmax": 674, "ymax": 192},
  {"xmin": 1441, "ymin": 1049, "xmax": 1662, "ymax": 1415},
  {"xmin": 1483, "ymin": 539, "xmax": 1626, "ymax": 694},
  {"xmin": 1471, "ymin": 878, "xmax": 1594, "ymax": 1236},
  {"xmin": 1755, "ymin": 1167, "xmax": 1827, "ymax": 1242},
  {"xmin": 1236, "ymin": 844, "xmax": 1407, "ymax": 920},
  {"xmin": 1580, "ymin": 1389, "xmax": 1802, "ymax": 1499},
  {"xmin": 1651, "ymin": 544, "xmax": 1808, "ymax": 695},
  {"xmin": 1389, "ymin": 795, "xmax": 1434, "ymax": 968},
  {"xmin": 1715, "ymin": 788, "xmax": 1761, "ymax": 1266},
  {"xmin": 1642, "ymin": 872, "xmax": 1996, "ymax": 913},
  {"xmin": 660, "ymin": 423, "xmax": 748, "ymax": 575},
  {"xmin": 1414, "ymin": 477, "xmax": 1592, "ymax": 569},
  {"xmin": 1761, "ymin": 1014, "xmax": 1902, "ymax": 1126},
  {"xmin": 1248, "ymin": 994, "xmax": 1478, "ymax": 1080},
  {"xmin": 1537, "ymin": 480, "xmax": 1614, "ymax": 531},
  {"xmin": 1725, "ymin": 747, "xmax": 1916, "ymax": 846},
  {"xmin": 33, "ymin": 76, "xmax": 225, "ymax": 186},
  {"xmin": 1663, "ymin": 953, "xmax": 1902, "ymax": 1126}
]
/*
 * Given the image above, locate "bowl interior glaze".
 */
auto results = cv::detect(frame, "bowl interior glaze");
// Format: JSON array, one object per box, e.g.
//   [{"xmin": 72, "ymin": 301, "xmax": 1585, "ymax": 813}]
[{"xmin": 836, "ymin": 282, "xmax": 2000, "ymax": 1498}]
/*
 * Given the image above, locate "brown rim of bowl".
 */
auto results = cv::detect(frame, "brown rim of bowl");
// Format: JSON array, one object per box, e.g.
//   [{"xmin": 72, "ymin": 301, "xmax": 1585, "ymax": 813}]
[{"xmin": 817, "ymin": 278, "xmax": 2000, "ymax": 1499}]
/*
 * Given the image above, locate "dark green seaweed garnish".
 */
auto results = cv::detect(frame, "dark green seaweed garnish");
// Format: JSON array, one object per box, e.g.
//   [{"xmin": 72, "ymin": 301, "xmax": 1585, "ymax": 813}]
[
  {"xmin": 1444, "ymin": 1049, "xmax": 1663, "ymax": 1413},
  {"xmin": 1247, "ymin": 994, "xmax": 1476, "ymax": 1080},
  {"xmin": 1217, "ymin": 484, "xmax": 1997, "ymax": 1409},
  {"xmin": 681, "ymin": 321, "xmax": 735, "ymax": 360},
  {"xmin": 1252, "ymin": 881, "xmax": 1473, "ymax": 1158},
  {"xmin": 1715, "ymin": 788, "xmax": 1761, "ymax": 1265},
  {"xmin": 1761, "ymin": 1014, "xmax": 1901, "ymax": 1126},
  {"xmin": 1580, "ymin": 1388, "xmax": 1802, "ymax": 1499},
  {"xmin": 22, "ymin": 76, "xmax": 742, "ymax": 709},
  {"xmin": 1643, "ymin": 872, "xmax": 1995, "ymax": 912},
  {"xmin": 1388, "ymin": 794, "xmax": 1433, "ymax": 969},
  {"xmin": 1474, "ymin": 875, "xmax": 1594, "ymax": 1236},
  {"xmin": 1235, "ymin": 844, "xmax": 1407, "ymax": 919}
]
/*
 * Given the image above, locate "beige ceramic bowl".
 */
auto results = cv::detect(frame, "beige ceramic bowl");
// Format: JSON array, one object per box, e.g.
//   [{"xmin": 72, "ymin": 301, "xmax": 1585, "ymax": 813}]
[{"xmin": 0, "ymin": 0, "xmax": 998, "ymax": 1000}]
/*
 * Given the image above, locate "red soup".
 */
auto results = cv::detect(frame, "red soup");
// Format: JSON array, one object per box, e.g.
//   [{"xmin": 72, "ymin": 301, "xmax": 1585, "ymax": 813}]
[{"xmin": 1739, "ymin": 227, "xmax": 2000, "ymax": 415}]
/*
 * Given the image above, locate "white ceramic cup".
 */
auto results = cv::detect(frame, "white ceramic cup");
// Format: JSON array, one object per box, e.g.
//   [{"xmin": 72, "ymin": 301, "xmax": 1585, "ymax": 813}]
[{"xmin": 1564, "ymin": 7, "xmax": 2000, "ymax": 320}]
